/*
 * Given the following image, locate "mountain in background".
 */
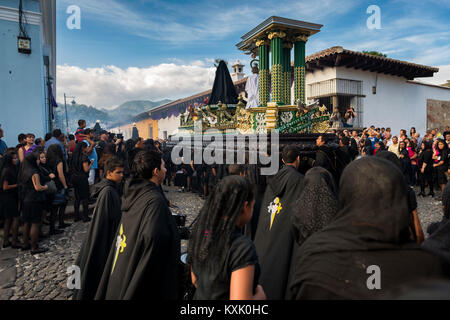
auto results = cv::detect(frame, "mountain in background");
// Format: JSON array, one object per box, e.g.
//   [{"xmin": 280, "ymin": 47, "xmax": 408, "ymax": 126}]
[
  {"xmin": 53, "ymin": 99, "xmax": 171, "ymax": 134},
  {"xmin": 99, "ymin": 99, "xmax": 171, "ymax": 119}
]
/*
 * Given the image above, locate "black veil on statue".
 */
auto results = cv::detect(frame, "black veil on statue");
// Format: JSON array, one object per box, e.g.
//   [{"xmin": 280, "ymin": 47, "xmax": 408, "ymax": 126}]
[{"xmin": 209, "ymin": 60, "xmax": 238, "ymax": 105}]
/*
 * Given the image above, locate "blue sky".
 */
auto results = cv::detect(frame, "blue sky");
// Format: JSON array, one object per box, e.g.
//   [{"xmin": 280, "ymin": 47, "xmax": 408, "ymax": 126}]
[{"xmin": 55, "ymin": 0, "xmax": 450, "ymax": 109}]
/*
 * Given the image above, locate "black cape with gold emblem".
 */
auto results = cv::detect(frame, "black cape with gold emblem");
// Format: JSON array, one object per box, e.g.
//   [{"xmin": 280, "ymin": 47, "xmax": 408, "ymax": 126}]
[
  {"xmin": 94, "ymin": 177, "xmax": 181, "ymax": 300},
  {"xmin": 253, "ymin": 165, "xmax": 304, "ymax": 299},
  {"xmin": 74, "ymin": 178, "xmax": 122, "ymax": 300}
]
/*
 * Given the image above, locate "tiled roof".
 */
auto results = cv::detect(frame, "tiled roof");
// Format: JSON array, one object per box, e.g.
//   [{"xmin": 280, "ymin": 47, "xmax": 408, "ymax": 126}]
[{"xmin": 305, "ymin": 46, "xmax": 438, "ymax": 72}]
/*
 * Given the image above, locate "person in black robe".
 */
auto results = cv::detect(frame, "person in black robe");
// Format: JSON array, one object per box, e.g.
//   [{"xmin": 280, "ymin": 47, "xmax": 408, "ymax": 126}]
[
  {"xmin": 209, "ymin": 60, "xmax": 238, "ymax": 105},
  {"xmin": 290, "ymin": 157, "xmax": 446, "ymax": 300},
  {"xmin": 314, "ymin": 135, "xmax": 333, "ymax": 172},
  {"xmin": 95, "ymin": 150, "xmax": 180, "ymax": 300},
  {"xmin": 291, "ymin": 167, "xmax": 338, "ymax": 247},
  {"xmin": 313, "ymin": 134, "xmax": 342, "ymax": 185},
  {"xmin": 287, "ymin": 167, "xmax": 339, "ymax": 299},
  {"xmin": 417, "ymin": 140, "xmax": 434, "ymax": 197},
  {"xmin": 74, "ymin": 157, "xmax": 124, "ymax": 300},
  {"xmin": 422, "ymin": 218, "xmax": 450, "ymax": 274},
  {"xmin": 253, "ymin": 145, "xmax": 304, "ymax": 299},
  {"xmin": 244, "ymin": 163, "xmax": 267, "ymax": 241},
  {"xmin": 422, "ymin": 181, "xmax": 450, "ymax": 265},
  {"xmin": 338, "ymin": 136, "xmax": 353, "ymax": 165},
  {"xmin": 376, "ymin": 150, "xmax": 423, "ymax": 243}
]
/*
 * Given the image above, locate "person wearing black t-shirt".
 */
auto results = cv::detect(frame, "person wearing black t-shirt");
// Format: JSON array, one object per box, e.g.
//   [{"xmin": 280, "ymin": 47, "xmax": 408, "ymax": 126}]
[
  {"xmin": 1, "ymin": 149, "xmax": 20, "ymax": 248},
  {"xmin": 433, "ymin": 139, "xmax": 449, "ymax": 193},
  {"xmin": 187, "ymin": 175, "xmax": 266, "ymax": 300},
  {"xmin": 37, "ymin": 149, "xmax": 57, "ymax": 237},
  {"xmin": 19, "ymin": 150, "xmax": 49, "ymax": 254},
  {"xmin": 70, "ymin": 142, "xmax": 93, "ymax": 222},
  {"xmin": 47, "ymin": 144, "xmax": 70, "ymax": 232},
  {"xmin": 418, "ymin": 140, "xmax": 434, "ymax": 197}
]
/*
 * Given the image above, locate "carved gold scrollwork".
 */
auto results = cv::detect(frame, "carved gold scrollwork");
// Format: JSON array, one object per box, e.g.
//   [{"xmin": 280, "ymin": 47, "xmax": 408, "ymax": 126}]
[
  {"xmin": 268, "ymin": 31, "xmax": 287, "ymax": 40},
  {"xmin": 283, "ymin": 42, "xmax": 293, "ymax": 49},
  {"xmin": 236, "ymin": 108, "xmax": 253, "ymax": 134},
  {"xmin": 255, "ymin": 39, "xmax": 270, "ymax": 47},
  {"xmin": 295, "ymin": 34, "xmax": 309, "ymax": 42}
]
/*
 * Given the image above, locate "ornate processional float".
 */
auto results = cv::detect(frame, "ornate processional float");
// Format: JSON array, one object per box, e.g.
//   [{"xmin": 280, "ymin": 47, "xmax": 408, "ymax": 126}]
[
  {"xmin": 178, "ymin": 16, "xmax": 330, "ymax": 136},
  {"xmin": 170, "ymin": 17, "xmax": 333, "ymax": 164}
]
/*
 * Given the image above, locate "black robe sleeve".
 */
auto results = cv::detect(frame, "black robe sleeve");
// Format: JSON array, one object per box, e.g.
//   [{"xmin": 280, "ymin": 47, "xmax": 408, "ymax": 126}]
[
  {"xmin": 95, "ymin": 192, "xmax": 180, "ymax": 300},
  {"xmin": 74, "ymin": 186, "xmax": 121, "ymax": 300},
  {"xmin": 120, "ymin": 200, "xmax": 179, "ymax": 300}
]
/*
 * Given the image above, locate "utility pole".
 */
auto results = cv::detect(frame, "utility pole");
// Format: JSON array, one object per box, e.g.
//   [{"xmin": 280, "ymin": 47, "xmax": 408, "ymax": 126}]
[{"xmin": 64, "ymin": 94, "xmax": 76, "ymax": 135}]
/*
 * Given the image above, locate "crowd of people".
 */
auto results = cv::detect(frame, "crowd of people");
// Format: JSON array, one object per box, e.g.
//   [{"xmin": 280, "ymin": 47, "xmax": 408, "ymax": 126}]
[
  {"xmin": 1, "ymin": 121, "xmax": 450, "ymax": 299},
  {"xmin": 0, "ymin": 120, "xmax": 168, "ymax": 255}
]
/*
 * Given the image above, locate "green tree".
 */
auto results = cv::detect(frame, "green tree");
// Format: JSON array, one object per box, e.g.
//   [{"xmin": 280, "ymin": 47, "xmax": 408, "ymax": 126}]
[{"xmin": 362, "ymin": 50, "xmax": 387, "ymax": 58}]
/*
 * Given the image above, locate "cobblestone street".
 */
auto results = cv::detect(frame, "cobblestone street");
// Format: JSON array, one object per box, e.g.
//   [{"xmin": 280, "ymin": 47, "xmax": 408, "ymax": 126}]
[{"xmin": 0, "ymin": 185, "xmax": 445, "ymax": 300}]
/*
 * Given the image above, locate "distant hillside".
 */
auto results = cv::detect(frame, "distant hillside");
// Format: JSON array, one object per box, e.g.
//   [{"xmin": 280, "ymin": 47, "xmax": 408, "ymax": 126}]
[
  {"xmin": 53, "ymin": 99, "xmax": 171, "ymax": 134},
  {"xmin": 102, "ymin": 99, "xmax": 172, "ymax": 120}
]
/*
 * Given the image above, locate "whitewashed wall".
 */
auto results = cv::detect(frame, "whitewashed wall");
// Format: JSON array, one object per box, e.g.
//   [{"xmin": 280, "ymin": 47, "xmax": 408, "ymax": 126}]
[
  {"xmin": 158, "ymin": 115, "xmax": 180, "ymax": 139},
  {"xmin": 303, "ymin": 66, "xmax": 450, "ymax": 136}
]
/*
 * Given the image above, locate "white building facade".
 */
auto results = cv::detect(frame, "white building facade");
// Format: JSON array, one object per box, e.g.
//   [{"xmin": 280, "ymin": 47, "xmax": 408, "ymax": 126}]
[
  {"xmin": 303, "ymin": 47, "xmax": 450, "ymax": 135},
  {"xmin": 0, "ymin": 0, "xmax": 56, "ymax": 146}
]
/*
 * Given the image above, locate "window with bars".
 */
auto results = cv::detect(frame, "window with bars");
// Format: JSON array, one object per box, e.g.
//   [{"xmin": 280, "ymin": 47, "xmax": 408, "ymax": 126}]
[{"xmin": 308, "ymin": 78, "xmax": 364, "ymax": 128}]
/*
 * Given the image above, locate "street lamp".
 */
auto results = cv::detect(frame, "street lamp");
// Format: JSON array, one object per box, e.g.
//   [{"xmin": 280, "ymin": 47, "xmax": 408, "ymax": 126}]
[{"xmin": 64, "ymin": 93, "xmax": 76, "ymax": 134}]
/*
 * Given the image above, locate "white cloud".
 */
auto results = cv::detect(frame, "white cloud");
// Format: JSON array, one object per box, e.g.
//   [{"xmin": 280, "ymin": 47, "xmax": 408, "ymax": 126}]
[
  {"xmin": 416, "ymin": 65, "xmax": 450, "ymax": 85},
  {"xmin": 58, "ymin": 0, "xmax": 359, "ymax": 43},
  {"xmin": 56, "ymin": 61, "xmax": 217, "ymax": 109}
]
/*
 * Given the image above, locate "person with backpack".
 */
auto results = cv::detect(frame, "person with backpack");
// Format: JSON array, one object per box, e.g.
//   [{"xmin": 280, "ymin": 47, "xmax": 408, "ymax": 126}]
[{"xmin": 47, "ymin": 144, "xmax": 70, "ymax": 232}]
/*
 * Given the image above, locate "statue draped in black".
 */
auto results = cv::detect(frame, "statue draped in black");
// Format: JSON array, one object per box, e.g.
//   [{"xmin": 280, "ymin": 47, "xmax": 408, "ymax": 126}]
[{"xmin": 209, "ymin": 60, "xmax": 238, "ymax": 105}]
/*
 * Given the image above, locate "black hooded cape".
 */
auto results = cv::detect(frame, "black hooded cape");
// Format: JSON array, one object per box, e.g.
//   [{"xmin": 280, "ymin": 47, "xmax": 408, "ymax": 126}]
[
  {"xmin": 288, "ymin": 167, "xmax": 339, "ymax": 300},
  {"xmin": 253, "ymin": 165, "xmax": 304, "ymax": 299},
  {"xmin": 74, "ymin": 178, "xmax": 122, "ymax": 300},
  {"xmin": 291, "ymin": 167, "xmax": 338, "ymax": 246},
  {"xmin": 422, "ymin": 216, "xmax": 450, "ymax": 273},
  {"xmin": 209, "ymin": 60, "xmax": 238, "ymax": 105},
  {"xmin": 290, "ymin": 157, "xmax": 445, "ymax": 300},
  {"xmin": 94, "ymin": 178, "xmax": 180, "ymax": 300}
]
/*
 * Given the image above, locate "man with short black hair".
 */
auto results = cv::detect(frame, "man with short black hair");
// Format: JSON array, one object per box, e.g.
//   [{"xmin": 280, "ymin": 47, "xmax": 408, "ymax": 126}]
[
  {"xmin": 75, "ymin": 156, "xmax": 124, "ymax": 300},
  {"xmin": 254, "ymin": 144, "xmax": 304, "ymax": 299},
  {"xmin": 45, "ymin": 129, "xmax": 67, "ymax": 160},
  {"xmin": 445, "ymin": 131, "xmax": 450, "ymax": 149},
  {"xmin": 83, "ymin": 129, "xmax": 98, "ymax": 186},
  {"xmin": 16, "ymin": 133, "xmax": 26, "ymax": 149},
  {"xmin": 400, "ymin": 129, "xmax": 407, "ymax": 138},
  {"xmin": 314, "ymin": 135, "xmax": 332, "ymax": 169},
  {"xmin": 388, "ymin": 136, "xmax": 401, "ymax": 158},
  {"xmin": 95, "ymin": 150, "xmax": 180, "ymax": 300}
]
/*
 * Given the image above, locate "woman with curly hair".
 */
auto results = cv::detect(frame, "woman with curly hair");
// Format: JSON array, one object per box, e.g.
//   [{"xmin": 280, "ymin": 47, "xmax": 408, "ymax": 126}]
[{"xmin": 187, "ymin": 175, "xmax": 266, "ymax": 300}]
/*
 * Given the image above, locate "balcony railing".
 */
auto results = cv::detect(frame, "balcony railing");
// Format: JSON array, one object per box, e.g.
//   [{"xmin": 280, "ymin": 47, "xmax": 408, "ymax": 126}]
[{"xmin": 308, "ymin": 78, "xmax": 364, "ymax": 99}]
